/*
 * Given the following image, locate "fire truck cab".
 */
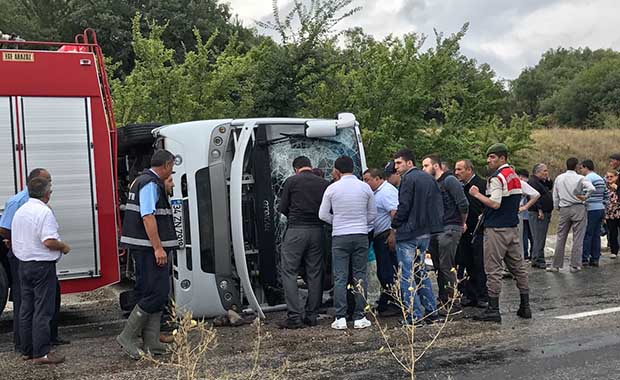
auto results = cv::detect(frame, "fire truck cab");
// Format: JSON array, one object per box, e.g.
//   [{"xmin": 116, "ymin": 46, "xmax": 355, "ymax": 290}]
[{"xmin": 0, "ymin": 30, "xmax": 120, "ymax": 315}]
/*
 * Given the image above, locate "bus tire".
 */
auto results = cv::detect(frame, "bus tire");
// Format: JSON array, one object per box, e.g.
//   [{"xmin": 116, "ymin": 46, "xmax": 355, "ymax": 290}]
[{"xmin": 117, "ymin": 123, "xmax": 162, "ymax": 154}]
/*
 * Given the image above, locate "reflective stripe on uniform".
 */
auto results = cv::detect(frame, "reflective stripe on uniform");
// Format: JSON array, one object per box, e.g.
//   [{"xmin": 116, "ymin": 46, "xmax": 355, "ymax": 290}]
[
  {"xmin": 120, "ymin": 236, "xmax": 179, "ymax": 248},
  {"xmin": 124, "ymin": 203, "xmax": 173, "ymax": 215}
]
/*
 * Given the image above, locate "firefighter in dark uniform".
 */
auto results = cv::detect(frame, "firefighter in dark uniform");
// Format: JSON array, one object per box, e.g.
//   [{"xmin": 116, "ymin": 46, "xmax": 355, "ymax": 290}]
[{"xmin": 117, "ymin": 150, "xmax": 178, "ymax": 359}]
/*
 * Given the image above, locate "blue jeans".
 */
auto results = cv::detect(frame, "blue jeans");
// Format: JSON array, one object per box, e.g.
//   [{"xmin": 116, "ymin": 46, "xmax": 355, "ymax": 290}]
[
  {"xmin": 396, "ymin": 237, "xmax": 437, "ymax": 322},
  {"xmin": 583, "ymin": 209, "xmax": 605, "ymax": 263}
]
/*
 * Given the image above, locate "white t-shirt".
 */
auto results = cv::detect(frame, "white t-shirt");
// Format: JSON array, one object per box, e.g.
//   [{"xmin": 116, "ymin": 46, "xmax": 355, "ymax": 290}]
[{"xmin": 11, "ymin": 198, "xmax": 62, "ymax": 262}]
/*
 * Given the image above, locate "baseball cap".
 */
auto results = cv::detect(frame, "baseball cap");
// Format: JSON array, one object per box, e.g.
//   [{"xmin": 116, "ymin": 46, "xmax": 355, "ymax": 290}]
[{"xmin": 384, "ymin": 161, "xmax": 396, "ymax": 176}]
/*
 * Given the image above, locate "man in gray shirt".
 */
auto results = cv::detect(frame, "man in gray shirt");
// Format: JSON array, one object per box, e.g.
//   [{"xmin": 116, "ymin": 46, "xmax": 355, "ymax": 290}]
[
  {"xmin": 319, "ymin": 156, "xmax": 376, "ymax": 330},
  {"xmin": 548, "ymin": 157, "xmax": 595, "ymax": 273},
  {"xmin": 422, "ymin": 155, "xmax": 468, "ymax": 313}
]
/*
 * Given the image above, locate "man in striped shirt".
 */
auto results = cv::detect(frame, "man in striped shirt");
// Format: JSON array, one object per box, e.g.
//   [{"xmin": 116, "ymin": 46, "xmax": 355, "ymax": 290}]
[{"xmin": 579, "ymin": 159, "xmax": 608, "ymax": 266}]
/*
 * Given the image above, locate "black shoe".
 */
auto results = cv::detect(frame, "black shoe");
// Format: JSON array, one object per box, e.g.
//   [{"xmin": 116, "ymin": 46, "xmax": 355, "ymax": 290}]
[
  {"xmin": 516, "ymin": 293, "xmax": 532, "ymax": 319},
  {"xmin": 589, "ymin": 261, "xmax": 599, "ymax": 267},
  {"xmin": 473, "ymin": 297, "xmax": 501, "ymax": 323},
  {"xmin": 438, "ymin": 302, "xmax": 463, "ymax": 317},
  {"xmin": 51, "ymin": 338, "xmax": 71, "ymax": 346},
  {"xmin": 460, "ymin": 296, "xmax": 477, "ymax": 307},
  {"xmin": 531, "ymin": 262, "xmax": 546, "ymax": 269},
  {"xmin": 378, "ymin": 306, "xmax": 401, "ymax": 317},
  {"xmin": 302, "ymin": 317, "xmax": 318, "ymax": 327},
  {"xmin": 276, "ymin": 319, "xmax": 304, "ymax": 329},
  {"xmin": 425, "ymin": 315, "xmax": 446, "ymax": 325},
  {"xmin": 582, "ymin": 261, "xmax": 590, "ymax": 267},
  {"xmin": 476, "ymin": 299, "xmax": 489, "ymax": 309}
]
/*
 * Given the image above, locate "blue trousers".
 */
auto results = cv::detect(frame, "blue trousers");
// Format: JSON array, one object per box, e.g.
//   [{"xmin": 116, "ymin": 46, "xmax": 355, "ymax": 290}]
[
  {"xmin": 583, "ymin": 209, "xmax": 605, "ymax": 263},
  {"xmin": 396, "ymin": 237, "xmax": 437, "ymax": 322}
]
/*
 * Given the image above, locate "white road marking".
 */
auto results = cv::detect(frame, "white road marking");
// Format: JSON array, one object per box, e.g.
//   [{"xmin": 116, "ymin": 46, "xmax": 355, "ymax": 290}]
[{"xmin": 555, "ymin": 306, "xmax": 620, "ymax": 320}]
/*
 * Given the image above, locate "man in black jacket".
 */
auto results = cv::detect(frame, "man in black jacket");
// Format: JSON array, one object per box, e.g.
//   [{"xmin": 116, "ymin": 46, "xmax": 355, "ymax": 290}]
[
  {"xmin": 527, "ymin": 163, "xmax": 554, "ymax": 269},
  {"xmin": 278, "ymin": 156, "xmax": 329, "ymax": 329},
  {"xmin": 389, "ymin": 149, "xmax": 444, "ymax": 325},
  {"xmin": 422, "ymin": 155, "xmax": 468, "ymax": 313},
  {"xmin": 454, "ymin": 159, "xmax": 488, "ymax": 308}
]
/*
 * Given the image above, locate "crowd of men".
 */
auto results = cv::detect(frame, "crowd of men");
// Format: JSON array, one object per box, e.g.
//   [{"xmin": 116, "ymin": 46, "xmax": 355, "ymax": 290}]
[
  {"xmin": 278, "ymin": 144, "xmax": 620, "ymax": 328},
  {"xmin": 0, "ymin": 150, "xmax": 178, "ymax": 364},
  {"xmin": 3, "ymin": 144, "xmax": 620, "ymax": 364}
]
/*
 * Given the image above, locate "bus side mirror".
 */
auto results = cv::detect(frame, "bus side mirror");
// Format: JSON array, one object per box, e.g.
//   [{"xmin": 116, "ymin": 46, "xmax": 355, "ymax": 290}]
[
  {"xmin": 304, "ymin": 114, "xmax": 356, "ymax": 138},
  {"xmin": 305, "ymin": 120, "xmax": 337, "ymax": 138}
]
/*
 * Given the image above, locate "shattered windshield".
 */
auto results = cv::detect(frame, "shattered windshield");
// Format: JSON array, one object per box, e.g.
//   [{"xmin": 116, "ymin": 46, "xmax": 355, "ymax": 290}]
[{"xmin": 265, "ymin": 125, "xmax": 363, "ymax": 268}]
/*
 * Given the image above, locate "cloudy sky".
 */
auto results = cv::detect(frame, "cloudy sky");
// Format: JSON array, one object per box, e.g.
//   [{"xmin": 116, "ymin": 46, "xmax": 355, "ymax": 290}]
[{"xmin": 226, "ymin": 0, "xmax": 620, "ymax": 80}]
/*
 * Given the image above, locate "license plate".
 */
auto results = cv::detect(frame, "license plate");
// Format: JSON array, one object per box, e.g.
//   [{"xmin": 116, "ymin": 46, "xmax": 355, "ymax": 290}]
[{"xmin": 170, "ymin": 199, "xmax": 185, "ymax": 249}]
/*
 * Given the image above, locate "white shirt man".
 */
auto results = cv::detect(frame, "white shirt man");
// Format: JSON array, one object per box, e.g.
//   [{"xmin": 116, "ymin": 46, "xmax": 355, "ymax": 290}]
[
  {"xmin": 11, "ymin": 177, "xmax": 69, "ymax": 365},
  {"xmin": 12, "ymin": 198, "xmax": 62, "ymax": 262}
]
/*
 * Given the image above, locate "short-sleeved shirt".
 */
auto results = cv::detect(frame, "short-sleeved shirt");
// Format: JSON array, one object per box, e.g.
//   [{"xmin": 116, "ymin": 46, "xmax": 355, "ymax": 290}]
[
  {"xmin": 373, "ymin": 181, "xmax": 399, "ymax": 235},
  {"xmin": 139, "ymin": 182, "xmax": 160, "ymax": 217},
  {"xmin": 0, "ymin": 189, "xmax": 30, "ymax": 230},
  {"xmin": 11, "ymin": 198, "xmax": 62, "ymax": 262}
]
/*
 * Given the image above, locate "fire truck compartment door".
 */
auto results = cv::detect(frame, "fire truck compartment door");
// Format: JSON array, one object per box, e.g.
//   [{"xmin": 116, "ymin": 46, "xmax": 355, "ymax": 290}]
[
  {"xmin": 0, "ymin": 97, "xmax": 17, "ymax": 209},
  {"xmin": 20, "ymin": 97, "xmax": 99, "ymax": 279}
]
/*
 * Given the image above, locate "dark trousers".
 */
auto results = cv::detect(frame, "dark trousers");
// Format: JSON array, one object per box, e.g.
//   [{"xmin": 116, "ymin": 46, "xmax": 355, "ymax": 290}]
[
  {"xmin": 133, "ymin": 249, "xmax": 170, "ymax": 314},
  {"xmin": 373, "ymin": 230, "xmax": 398, "ymax": 311},
  {"xmin": 280, "ymin": 226, "xmax": 324, "ymax": 321},
  {"xmin": 458, "ymin": 232, "xmax": 488, "ymax": 302},
  {"xmin": 50, "ymin": 277, "xmax": 61, "ymax": 341},
  {"xmin": 19, "ymin": 261, "xmax": 57, "ymax": 358},
  {"xmin": 583, "ymin": 209, "xmax": 605, "ymax": 263},
  {"xmin": 522, "ymin": 219, "xmax": 534, "ymax": 259},
  {"xmin": 528, "ymin": 211, "xmax": 551, "ymax": 266},
  {"xmin": 429, "ymin": 227, "xmax": 462, "ymax": 303},
  {"xmin": 332, "ymin": 234, "xmax": 368, "ymax": 320},
  {"xmin": 8, "ymin": 253, "xmax": 22, "ymax": 352},
  {"xmin": 608, "ymin": 218, "xmax": 620, "ymax": 255}
]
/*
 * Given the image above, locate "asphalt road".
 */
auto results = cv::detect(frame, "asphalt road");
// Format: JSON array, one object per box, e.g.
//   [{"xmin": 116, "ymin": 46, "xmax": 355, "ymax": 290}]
[
  {"xmin": 416, "ymin": 253, "xmax": 620, "ymax": 380},
  {"xmin": 1, "ymin": 246, "xmax": 619, "ymax": 380}
]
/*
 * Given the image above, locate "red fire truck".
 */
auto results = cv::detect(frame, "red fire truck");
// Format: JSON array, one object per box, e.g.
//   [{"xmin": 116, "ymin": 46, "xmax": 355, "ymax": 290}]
[{"xmin": 0, "ymin": 30, "xmax": 120, "ymax": 315}]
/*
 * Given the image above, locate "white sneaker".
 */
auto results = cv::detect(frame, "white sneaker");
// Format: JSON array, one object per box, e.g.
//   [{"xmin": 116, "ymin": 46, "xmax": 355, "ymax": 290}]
[
  {"xmin": 354, "ymin": 317, "xmax": 371, "ymax": 329},
  {"xmin": 331, "ymin": 317, "xmax": 348, "ymax": 330}
]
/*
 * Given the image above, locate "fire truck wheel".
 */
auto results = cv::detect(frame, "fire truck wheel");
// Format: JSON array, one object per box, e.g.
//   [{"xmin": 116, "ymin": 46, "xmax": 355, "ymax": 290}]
[
  {"xmin": 117, "ymin": 123, "xmax": 162, "ymax": 154},
  {"xmin": 0, "ymin": 264, "xmax": 8, "ymax": 318}
]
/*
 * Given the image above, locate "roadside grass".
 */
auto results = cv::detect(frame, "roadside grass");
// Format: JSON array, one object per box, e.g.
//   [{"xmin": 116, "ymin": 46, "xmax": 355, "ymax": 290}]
[
  {"xmin": 520, "ymin": 127, "xmax": 618, "ymax": 233},
  {"xmin": 524, "ymin": 128, "xmax": 618, "ymax": 178}
]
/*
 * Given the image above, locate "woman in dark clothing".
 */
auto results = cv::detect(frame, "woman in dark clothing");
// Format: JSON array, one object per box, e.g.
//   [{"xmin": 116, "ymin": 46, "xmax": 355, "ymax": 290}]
[{"xmin": 605, "ymin": 170, "xmax": 620, "ymax": 258}]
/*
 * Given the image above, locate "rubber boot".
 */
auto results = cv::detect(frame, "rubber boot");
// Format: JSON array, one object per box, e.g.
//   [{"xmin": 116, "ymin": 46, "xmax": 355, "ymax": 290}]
[
  {"xmin": 117, "ymin": 305, "xmax": 149, "ymax": 359},
  {"xmin": 143, "ymin": 311, "xmax": 169, "ymax": 355},
  {"xmin": 473, "ymin": 297, "xmax": 501, "ymax": 323},
  {"xmin": 516, "ymin": 293, "xmax": 532, "ymax": 319}
]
